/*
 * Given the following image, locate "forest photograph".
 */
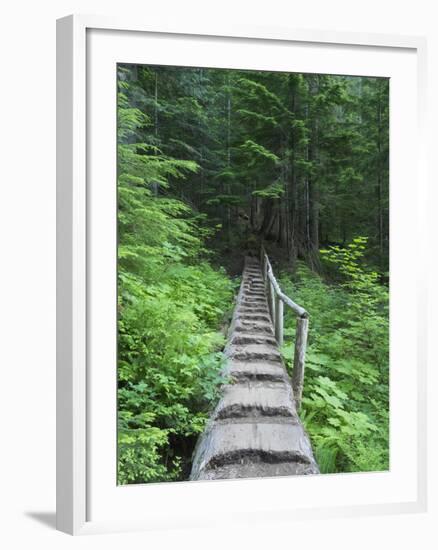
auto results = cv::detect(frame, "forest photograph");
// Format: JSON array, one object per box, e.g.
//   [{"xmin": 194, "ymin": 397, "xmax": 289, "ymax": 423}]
[{"xmin": 117, "ymin": 63, "xmax": 389, "ymax": 485}]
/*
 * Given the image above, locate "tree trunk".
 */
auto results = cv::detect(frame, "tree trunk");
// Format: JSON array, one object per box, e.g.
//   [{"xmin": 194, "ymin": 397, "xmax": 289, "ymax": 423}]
[
  {"xmin": 153, "ymin": 70, "xmax": 159, "ymax": 197},
  {"xmin": 308, "ymin": 76, "xmax": 320, "ymax": 257},
  {"xmin": 377, "ymin": 81, "xmax": 384, "ymax": 268},
  {"xmin": 226, "ymin": 74, "xmax": 232, "ymax": 241},
  {"xmin": 287, "ymin": 75, "xmax": 298, "ymax": 263}
]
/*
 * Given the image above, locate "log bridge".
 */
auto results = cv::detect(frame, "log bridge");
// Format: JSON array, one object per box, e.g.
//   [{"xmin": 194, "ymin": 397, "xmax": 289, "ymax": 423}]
[{"xmin": 190, "ymin": 249, "xmax": 319, "ymax": 481}]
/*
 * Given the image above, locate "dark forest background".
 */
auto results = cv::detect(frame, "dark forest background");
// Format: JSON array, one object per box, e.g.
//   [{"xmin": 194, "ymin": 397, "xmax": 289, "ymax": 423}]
[{"xmin": 117, "ymin": 64, "xmax": 389, "ymax": 484}]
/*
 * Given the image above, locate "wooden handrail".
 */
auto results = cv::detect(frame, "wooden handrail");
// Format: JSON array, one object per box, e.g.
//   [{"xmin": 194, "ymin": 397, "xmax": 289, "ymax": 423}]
[
  {"xmin": 260, "ymin": 245, "xmax": 309, "ymax": 410},
  {"xmin": 266, "ymin": 264, "xmax": 308, "ymax": 318}
]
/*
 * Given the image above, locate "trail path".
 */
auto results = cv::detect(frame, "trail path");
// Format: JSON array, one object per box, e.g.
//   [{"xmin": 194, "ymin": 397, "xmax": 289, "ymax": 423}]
[{"xmin": 190, "ymin": 256, "xmax": 319, "ymax": 480}]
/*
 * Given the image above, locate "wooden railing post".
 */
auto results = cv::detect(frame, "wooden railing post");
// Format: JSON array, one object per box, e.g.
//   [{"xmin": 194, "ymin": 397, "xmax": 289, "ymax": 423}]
[
  {"xmin": 269, "ymin": 281, "xmax": 276, "ymax": 325},
  {"xmin": 292, "ymin": 316, "xmax": 309, "ymax": 410},
  {"xmin": 275, "ymin": 296, "xmax": 283, "ymax": 346},
  {"xmin": 260, "ymin": 246, "xmax": 309, "ymax": 411}
]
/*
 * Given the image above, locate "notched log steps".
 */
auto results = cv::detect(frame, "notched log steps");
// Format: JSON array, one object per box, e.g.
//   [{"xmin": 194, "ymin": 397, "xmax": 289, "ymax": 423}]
[{"xmin": 190, "ymin": 256, "xmax": 319, "ymax": 481}]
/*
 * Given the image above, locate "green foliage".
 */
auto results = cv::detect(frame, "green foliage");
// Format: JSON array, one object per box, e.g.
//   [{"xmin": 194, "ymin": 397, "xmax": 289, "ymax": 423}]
[
  {"xmin": 117, "ymin": 70, "xmax": 236, "ymax": 484},
  {"xmin": 239, "ymin": 140, "xmax": 280, "ymax": 165},
  {"xmin": 252, "ymin": 181, "xmax": 285, "ymax": 199},
  {"xmin": 280, "ymin": 238, "xmax": 389, "ymax": 474}
]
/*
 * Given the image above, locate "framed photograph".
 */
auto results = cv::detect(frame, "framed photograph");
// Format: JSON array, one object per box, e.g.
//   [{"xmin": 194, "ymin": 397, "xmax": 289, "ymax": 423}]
[{"xmin": 57, "ymin": 15, "xmax": 427, "ymax": 535}]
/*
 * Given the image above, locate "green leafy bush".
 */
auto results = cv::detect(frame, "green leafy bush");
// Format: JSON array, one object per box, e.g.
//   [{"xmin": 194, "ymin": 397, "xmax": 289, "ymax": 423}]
[
  {"xmin": 280, "ymin": 237, "xmax": 389, "ymax": 474},
  {"xmin": 117, "ymin": 77, "xmax": 235, "ymax": 484},
  {"xmin": 118, "ymin": 262, "xmax": 234, "ymax": 484}
]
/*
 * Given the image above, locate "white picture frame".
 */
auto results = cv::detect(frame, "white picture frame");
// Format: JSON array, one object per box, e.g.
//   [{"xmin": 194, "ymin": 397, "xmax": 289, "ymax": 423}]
[{"xmin": 56, "ymin": 14, "xmax": 428, "ymax": 535}]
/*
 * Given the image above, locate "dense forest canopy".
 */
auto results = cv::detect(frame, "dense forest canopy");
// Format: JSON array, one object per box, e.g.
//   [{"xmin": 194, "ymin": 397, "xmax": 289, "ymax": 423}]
[
  {"xmin": 119, "ymin": 64, "xmax": 389, "ymax": 271},
  {"xmin": 117, "ymin": 63, "xmax": 389, "ymax": 483}
]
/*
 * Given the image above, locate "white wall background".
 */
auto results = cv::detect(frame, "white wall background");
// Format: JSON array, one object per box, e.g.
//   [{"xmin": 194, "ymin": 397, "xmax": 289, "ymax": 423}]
[{"xmin": 0, "ymin": 0, "xmax": 436, "ymax": 548}]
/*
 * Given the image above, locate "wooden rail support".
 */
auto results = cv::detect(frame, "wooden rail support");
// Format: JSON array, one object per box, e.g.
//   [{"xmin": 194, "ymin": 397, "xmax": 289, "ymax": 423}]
[
  {"xmin": 275, "ymin": 296, "xmax": 284, "ymax": 346},
  {"xmin": 260, "ymin": 244, "xmax": 309, "ymax": 410},
  {"xmin": 292, "ymin": 316, "xmax": 309, "ymax": 410},
  {"xmin": 269, "ymin": 281, "xmax": 276, "ymax": 325}
]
